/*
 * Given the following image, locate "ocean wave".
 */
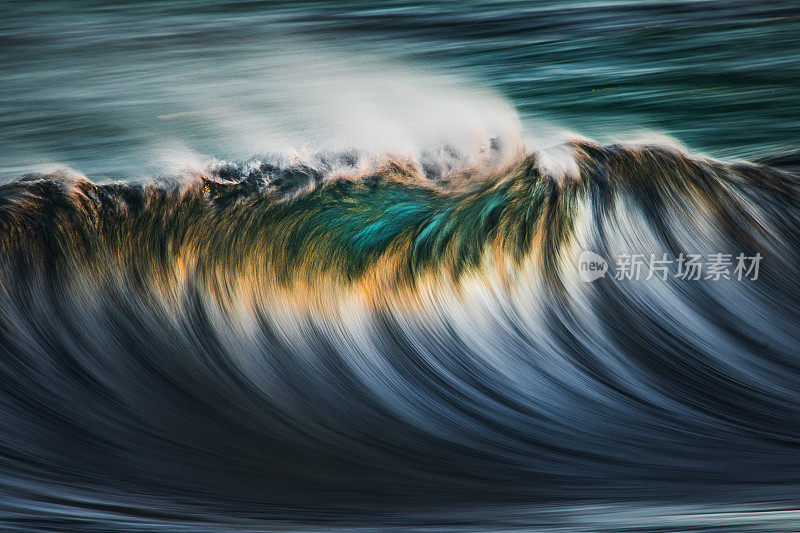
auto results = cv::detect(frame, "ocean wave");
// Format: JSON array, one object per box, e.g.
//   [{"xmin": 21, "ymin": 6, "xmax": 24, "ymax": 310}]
[{"xmin": 0, "ymin": 140, "xmax": 799, "ymax": 527}]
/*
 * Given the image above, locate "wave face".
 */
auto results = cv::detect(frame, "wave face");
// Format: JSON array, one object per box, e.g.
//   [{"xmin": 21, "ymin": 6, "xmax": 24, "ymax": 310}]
[{"xmin": 0, "ymin": 141, "xmax": 799, "ymax": 530}]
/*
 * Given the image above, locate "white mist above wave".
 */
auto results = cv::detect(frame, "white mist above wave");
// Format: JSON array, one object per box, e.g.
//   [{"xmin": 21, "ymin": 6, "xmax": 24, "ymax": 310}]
[
  {"xmin": 4, "ymin": 23, "xmax": 692, "ymax": 185},
  {"xmin": 6, "ymin": 33, "xmax": 592, "ymax": 184},
  {"xmin": 9, "ymin": 39, "xmax": 542, "ymax": 182},
  {"xmin": 151, "ymin": 45, "xmax": 533, "ymax": 179}
]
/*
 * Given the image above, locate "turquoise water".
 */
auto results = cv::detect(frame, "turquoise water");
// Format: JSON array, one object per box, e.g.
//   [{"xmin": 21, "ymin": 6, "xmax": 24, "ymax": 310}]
[{"xmin": 2, "ymin": 1, "xmax": 799, "ymax": 180}]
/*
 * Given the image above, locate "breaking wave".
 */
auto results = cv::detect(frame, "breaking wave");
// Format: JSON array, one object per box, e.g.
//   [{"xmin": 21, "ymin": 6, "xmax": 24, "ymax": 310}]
[{"xmin": 0, "ymin": 139, "xmax": 799, "ymax": 529}]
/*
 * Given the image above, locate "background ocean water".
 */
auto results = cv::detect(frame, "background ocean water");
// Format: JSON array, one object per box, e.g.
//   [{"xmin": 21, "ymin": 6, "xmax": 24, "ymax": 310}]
[{"xmin": 1, "ymin": 0, "xmax": 799, "ymax": 181}]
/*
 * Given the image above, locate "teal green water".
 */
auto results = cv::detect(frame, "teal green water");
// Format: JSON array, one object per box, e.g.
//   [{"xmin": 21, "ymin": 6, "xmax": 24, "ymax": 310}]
[{"xmin": 1, "ymin": 1, "xmax": 799, "ymax": 181}]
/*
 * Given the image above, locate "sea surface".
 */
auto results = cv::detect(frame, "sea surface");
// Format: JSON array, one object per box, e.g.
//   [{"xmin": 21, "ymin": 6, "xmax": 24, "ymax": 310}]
[
  {"xmin": 2, "ymin": 0, "xmax": 799, "ymax": 180},
  {"xmin": 1, "ymin": 1, "xmax": 799, "ymax": 531}
]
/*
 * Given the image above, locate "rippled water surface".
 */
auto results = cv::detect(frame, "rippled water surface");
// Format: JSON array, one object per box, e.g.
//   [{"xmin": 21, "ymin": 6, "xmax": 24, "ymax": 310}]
[{"xmin": 2, "ymin": 0, "xmax": 799, "ymax": 180}]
